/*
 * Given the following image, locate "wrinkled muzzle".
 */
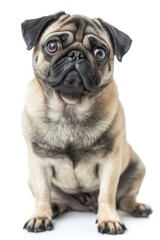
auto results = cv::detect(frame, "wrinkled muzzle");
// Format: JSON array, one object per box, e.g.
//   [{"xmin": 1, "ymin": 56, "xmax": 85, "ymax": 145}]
[{"xmin": 47, "ymin": 49, "xmax": 100, "ymax": 99}]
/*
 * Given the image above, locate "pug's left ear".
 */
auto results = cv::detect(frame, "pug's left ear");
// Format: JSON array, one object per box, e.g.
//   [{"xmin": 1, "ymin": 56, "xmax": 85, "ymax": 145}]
[
  {"xmin": 21, "ymin": 11, "xmax": 66, "ymax": 50},
  {"xmin": 98, "ymin": 19, "xmax": 132, "ymax": 62}
]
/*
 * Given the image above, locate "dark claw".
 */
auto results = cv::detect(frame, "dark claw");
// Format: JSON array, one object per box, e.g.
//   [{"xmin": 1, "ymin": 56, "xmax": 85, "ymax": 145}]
[
  {"xmin": 23, "ymin": 221, "xmax": 28, "ymax": 229},
  {"xmin": 116, "ymin": 223, "xmax": 127, "ymax": 234},
  {"xmin": 24, "ymin": 219, "xmax": 36, "ymax": 232},
  {"xmin": 46, "ymin": 221, "xmax": 54, "ymax": 231},
  {"xmin": 122, "ymin": 224, "xmax": 127, "ymax": 230},
  {"xmin": 98, "ymin": 224, "xmax": 110, "ymax": 234}
]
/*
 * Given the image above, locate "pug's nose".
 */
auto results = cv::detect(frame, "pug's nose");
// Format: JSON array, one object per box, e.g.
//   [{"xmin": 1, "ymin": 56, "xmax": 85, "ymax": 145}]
[{"xmin": 68, "ymin": 50, "xmax": 85, "ymax": 62}]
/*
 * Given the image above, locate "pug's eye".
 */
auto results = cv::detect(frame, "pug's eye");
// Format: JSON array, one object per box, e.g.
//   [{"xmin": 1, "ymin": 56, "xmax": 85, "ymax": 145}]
[
  {"xmin": 94, "ymin": 48, "xmax": 106, "ymax": 60},
  {"xmin": 46, "ymin": 41, "xmax": 61, "ymax": 53}
]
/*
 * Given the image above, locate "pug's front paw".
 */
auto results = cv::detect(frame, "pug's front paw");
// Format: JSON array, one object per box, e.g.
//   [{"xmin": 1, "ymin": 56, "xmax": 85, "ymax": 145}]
[
  {"xmin": 97, "ymin": 221, "xmax": 127, "ymax": 235},
  {"xmin": 23, "ymin": 217, "xmax": 53, "ymax": 232}
]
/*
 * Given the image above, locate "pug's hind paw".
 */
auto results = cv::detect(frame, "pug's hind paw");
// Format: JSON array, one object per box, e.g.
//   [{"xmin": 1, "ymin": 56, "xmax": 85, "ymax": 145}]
[
  {"xmin": 23, "ymin": 217, "xmax": 53, "ymax": 232},
  {"xmin": 132, "ymin": 203, "xmax": 153, "ymax": 217}
]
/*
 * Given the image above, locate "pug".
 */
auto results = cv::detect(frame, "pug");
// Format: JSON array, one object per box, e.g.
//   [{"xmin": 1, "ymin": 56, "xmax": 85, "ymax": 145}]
[{"xmin": 21, "ymin": 11, "xmax": 152, "ymax": 234}]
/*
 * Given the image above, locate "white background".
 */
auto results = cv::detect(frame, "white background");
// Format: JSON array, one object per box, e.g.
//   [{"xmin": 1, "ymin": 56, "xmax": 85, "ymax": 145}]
[{"xmin": 0, "ymin": 0, "xmax": 160, "ymax": 239}]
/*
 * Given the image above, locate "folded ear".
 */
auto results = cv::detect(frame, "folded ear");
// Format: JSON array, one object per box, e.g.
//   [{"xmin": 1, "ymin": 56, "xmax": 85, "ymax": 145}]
[
  {"xmin": 98, "ymin": 19, "xmax": 132, "ymax": 62},
  {"xmin": 21, "ymin": 11, "xmax": 66, "ymax": 50}
]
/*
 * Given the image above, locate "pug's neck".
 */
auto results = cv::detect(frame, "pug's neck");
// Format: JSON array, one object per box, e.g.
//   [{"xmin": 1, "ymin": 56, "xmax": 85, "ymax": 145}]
[{"xmin": 42, "ymin": 78, "xmax": 119, "ymax": 124}]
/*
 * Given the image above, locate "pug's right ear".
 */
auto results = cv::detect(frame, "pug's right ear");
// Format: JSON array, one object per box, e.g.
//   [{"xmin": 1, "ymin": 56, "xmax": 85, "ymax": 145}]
[{"xmin": 21, "ymin": 12, "xmax": 66, "ymax": 50}]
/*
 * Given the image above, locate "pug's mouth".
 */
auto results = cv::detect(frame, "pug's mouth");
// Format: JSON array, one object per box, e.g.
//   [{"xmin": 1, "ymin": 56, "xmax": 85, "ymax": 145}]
[{"xmin": 55, "ymin": 70, "xmax": 89, "ymax": 104}]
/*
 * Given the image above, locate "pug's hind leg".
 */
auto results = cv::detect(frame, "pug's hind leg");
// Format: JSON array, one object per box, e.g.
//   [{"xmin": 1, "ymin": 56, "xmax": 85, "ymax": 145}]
[
  {"xmin": 51, "ymin": 202, "xmax": 69, "ymax": 219},
  {"xmin": 117, "ymin": 148, "xmax": 152, "ymax": 217}
]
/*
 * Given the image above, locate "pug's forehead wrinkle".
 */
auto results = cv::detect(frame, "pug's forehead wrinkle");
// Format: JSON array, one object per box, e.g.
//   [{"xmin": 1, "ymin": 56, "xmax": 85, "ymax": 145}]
[
  {"xmin": 59, "ymin": 13, "xmax": 70, "ymax": 23},
  {"xmin": 60, "ymin": 15, "xmax": 102, "ymax": 42},
  {"xmin": 92, "ymin": 18, "xmax": 103, "ymax": 28},
  {"xmin": 61, "ymin": 16, "xmax": 87, "ymax": 31},
  {"xmin": 60, "ymin": 18, "xmax": 87, "ymax": 42}
]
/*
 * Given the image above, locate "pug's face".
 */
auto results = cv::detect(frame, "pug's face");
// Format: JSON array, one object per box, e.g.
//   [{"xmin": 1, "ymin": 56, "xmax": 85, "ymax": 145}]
[{"xmin": 22, "ymin": 12, "xmax": 132, "ymax": 104}]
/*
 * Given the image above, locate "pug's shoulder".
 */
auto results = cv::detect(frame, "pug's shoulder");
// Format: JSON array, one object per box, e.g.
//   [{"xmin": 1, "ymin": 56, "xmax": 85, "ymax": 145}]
[{"xmin": 25, "ymin": 78, "xmax": 46, "ymax": 115}]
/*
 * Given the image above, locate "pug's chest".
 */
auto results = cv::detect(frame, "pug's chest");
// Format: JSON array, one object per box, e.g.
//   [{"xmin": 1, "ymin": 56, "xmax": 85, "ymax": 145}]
[
  {"xmin": 42, "ymin": 117, "xmax": 98, "ymax": 149},
  {"xmin": 49, "ymin": 121, "xmax": 90, "ymax": 149},
  {"xmin": 32, "ymin": 117, "xmax": 113, "ymax": 193},
  {"xmin": 33, "ymin": 113, "xmax": 114, "ymax": 162}
]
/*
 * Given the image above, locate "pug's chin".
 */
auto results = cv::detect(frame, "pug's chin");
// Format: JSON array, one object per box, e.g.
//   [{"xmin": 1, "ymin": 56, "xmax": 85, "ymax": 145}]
[
  {"xmin": 60, "ymin": 94, "xmax": 79, "ymax": 105},
  {"xmin": 58, "ymin": 86, "xmax": 83, "ymax": 105}
]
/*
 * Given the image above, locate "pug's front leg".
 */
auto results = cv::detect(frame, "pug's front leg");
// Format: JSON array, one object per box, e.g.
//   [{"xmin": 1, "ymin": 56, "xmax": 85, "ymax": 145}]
[
  {"xmin": 97, "ymin": 151, "xmax": 127, "ymax": 235},
  {"xmin": 24, "ymin": 147, "xmax": 53, "ymax": 232}
]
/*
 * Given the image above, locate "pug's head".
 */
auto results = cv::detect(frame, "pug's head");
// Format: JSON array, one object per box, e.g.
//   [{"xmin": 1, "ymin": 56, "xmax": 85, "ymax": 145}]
[{"xmin": 22, "ymin": 12, "xmax": 132, "ymax": 104}]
